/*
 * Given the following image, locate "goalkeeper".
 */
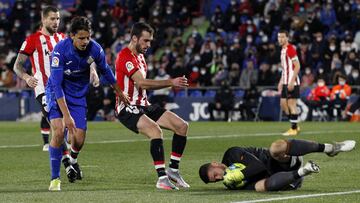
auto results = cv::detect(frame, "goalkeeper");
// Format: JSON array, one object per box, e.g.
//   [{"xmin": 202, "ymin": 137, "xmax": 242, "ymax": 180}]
[{"xmin": 199, "ymin": 139, "xmax": 355, "ymax": 191}]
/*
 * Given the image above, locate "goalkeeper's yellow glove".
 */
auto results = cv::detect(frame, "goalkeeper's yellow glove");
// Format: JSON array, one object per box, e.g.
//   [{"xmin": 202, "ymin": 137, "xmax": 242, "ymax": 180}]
[{"xmin": 223, "ymin": 163, "xmax": 246, "ymax": 189}]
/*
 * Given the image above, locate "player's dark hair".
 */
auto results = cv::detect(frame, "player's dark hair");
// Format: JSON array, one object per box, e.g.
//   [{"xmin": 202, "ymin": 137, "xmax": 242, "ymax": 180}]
[
  {"xmin": 70, "ymin": 16, "xmax": 92, "ymax": 34},
  {"xmin": 130, "ymin": 22, "xmax": 154, "ymax": 39},
  {"xmin": 278, "ymin": 29, "xmax": 289, "ymax": 37},
  {"xmin": 42, "ymin": 6, "xmax": 59, "ymax": 18},
  {"xmin": 199, "ymin": 163, "xmax": 211, "ymax": 184}
]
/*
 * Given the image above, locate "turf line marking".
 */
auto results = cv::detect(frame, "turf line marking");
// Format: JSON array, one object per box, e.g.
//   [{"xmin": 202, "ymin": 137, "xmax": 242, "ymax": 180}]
[
  {"xmin": 1, "ymin": 129, "xmax": 359, "ymax": 149},
  {"xmin": 232, "ymin": 189, "xmax": 360, "ymax": 203}
]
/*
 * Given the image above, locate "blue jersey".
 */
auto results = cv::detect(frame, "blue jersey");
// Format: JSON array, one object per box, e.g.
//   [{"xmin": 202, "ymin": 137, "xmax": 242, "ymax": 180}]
[{"xmin": 46, "ymin": 38, "xmax": 116, "ymax": 108}]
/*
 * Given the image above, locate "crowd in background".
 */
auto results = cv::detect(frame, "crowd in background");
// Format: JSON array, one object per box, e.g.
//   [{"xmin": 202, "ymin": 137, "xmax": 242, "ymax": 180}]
[{"xmin": 0, "ymin": 0, "xmax": 359, "ymax": 120}]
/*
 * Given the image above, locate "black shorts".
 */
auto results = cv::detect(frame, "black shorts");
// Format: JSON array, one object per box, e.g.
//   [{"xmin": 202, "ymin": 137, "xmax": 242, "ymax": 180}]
[
  {"xmin": 117, "ymin": 104, "xmax": 166, "ymax": 133},
  {"xmin": 36, "ymin": 93, "xmax": 49, "ymax": 118},
  {"xmin": 281, "ymin": 85, "xmax": 300, "ymax": 99}
]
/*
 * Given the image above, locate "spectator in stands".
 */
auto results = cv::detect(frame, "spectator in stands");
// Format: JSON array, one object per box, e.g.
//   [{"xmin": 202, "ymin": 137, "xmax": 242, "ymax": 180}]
[
  {"xmin": 228, "ymin": 62, "xmax": 240, "ymax": 86},
  {"xmin": 208, "ymin": 80, "xmax": 234, "ymax": 121},
  {"xmin": 150, "ymin": 67, "xmax": 171, "ymax": 108},
  {"xmin": 0, "ymin": 54, "xmax": 16, "ymax": 88},
  {"xmin": 330, "ymin": 75, "xmax": 352, "ymax": 120},
  {"xmin": 257, "ymin": 62, "xmax": 274, "ymax": 86},
  {"xmin": 239, "ymin": 60, "xmax": 258, "ymax": 91},
  {"xmin": 348, "ymin": 68, "xmax": 360, "ymax": 86},
  {"xmin": 305, "ymin": 78, "xmax": 331, "ymax": 121},
  {"xmin": 301, "ymin": 67, "xmax": 315, "ymax": 88}
]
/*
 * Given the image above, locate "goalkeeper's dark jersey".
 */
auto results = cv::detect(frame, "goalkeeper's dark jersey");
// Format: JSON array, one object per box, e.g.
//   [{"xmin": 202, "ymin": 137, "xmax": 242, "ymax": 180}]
[{"xmin": 221, "ymin": 147, "xmax": 302, "ymax": 176}]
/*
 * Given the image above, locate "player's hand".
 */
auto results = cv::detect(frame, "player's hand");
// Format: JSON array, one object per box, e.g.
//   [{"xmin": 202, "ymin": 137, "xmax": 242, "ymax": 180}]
[
  {"xmin": 90, "ymin": 70, "xmax": 100, "ymax": 87},
  {"xmin": 288, "ymin": 83, "xmax": 294, "ymax": 91},
  {"xmin": 171, "ymin": 76, "xmax": 189, "ymax": 88},
  {"xmin": 63, "ymin": 115, "xmax": 76, "ymax": 135},
  {"xmin": 25, "ymin": 76, "xmax": 38, "ymax": 88},
  {"xmin": 118, "ymin": 92, "xmax": 130, "ymax": 105}
]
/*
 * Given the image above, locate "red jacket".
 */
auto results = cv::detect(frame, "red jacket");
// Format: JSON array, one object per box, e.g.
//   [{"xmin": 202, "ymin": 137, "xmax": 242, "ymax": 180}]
[
  {"xmin": 307, "ymin": 85, "xmax": 330, "ymax": 101},
  {"xmin": 330, "ymin": 84, "xmax": 352, "ymax": 100}
]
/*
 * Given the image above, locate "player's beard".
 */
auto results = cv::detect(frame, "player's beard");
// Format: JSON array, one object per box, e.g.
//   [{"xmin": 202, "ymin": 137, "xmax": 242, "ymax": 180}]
[
  {"xmin": 45, "ymin": 25, "xmax": 57, "ymax": 35},
  {"xmin": 135, "ymin": 43, "xmax": 146, "ymax": 54}
]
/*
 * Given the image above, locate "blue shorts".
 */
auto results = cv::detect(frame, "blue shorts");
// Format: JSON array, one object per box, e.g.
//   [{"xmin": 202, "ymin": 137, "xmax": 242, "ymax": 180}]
[{"xmin": 48, "ymin": 104, "xmax": 87, "ymax": 130}]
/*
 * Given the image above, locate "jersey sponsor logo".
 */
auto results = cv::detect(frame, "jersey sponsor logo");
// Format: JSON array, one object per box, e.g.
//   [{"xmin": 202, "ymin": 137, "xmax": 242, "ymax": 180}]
[
  {"xmin": 53, "ymin": 51, "xmax": 60, "ymax": 55},
  {"xmin": 87, "ymin": 56, "xmax": 94, "ymax": 64},
  {"xmin": 126, "ymin": 61, "xmax": 134, "ymax": 71},
  {"xmin": 66, "ymin": 61, "xmax": 72, "ymax": 65},
  {"xmin": 52, "ymin": 56, "xmax": 59, "ymax": 67}
]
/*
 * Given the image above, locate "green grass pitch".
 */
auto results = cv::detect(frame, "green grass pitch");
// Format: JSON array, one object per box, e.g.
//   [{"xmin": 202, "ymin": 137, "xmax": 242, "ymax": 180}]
[{"xmin": 0, "ymin": 121, "xmax": 359, "ymax": 203}]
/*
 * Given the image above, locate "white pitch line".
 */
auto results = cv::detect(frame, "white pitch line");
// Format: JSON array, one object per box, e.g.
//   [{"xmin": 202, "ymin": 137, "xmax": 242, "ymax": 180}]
[
  {"xmin": 233, "ymin": 189, "xmax": 360, "ymax": 203},
  {"xmin": 0, "ymin": 129, "xmax": 359, "ymax": 149}
]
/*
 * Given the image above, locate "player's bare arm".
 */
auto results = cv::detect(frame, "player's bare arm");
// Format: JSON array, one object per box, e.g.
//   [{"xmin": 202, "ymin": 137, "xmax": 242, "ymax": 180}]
[
  {"xmin": 89, "ymin": 63, "xmax": 100, "ymax": 87},
  {"xmin": 288, "ymin": 59, "xmax": 300, "ymax": 91},
  {"xmin": 131, "ymin": 70, "xmax": 188, "ymax": 90},
  {"xmin": 13, "ymin": 53, "xmax": 38, "ymax": 88}
]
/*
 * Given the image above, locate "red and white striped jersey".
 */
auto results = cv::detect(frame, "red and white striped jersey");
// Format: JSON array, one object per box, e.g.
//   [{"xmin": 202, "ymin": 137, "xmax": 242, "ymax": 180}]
[
  {"xmin": 115, "ymin": 47, "xmax": 150, "ymax": 113},
  {"xmin": 19, "ymin": 31, "xmax": 65, "ymax": 97},
  {"xmin": 280, "ymin": 43, "xmax": 301, "ymax": 85}
]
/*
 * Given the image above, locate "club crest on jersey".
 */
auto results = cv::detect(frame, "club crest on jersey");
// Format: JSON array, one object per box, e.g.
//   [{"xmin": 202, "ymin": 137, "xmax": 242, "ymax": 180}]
[
  {"xmin": 87, "ymin": 56, "xmax": 94, "ymax": 64},
  {"xmin": 52, "ymin": 57, "xmax": 59, "ymax": 67},
  {"xmin": 126, "ymin": 61, "xmax": 134, "ymax": 71}
]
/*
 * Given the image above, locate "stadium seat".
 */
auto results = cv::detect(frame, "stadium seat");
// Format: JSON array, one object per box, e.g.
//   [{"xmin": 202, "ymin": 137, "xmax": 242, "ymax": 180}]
[
  {"xmin": 204, "ymin": 90, "xmax": 216, "ymax": 98},
  {"xmin": 234, "ymin": 90, "xmax": 245, "ymax": 99},
  {"xmin": 175, "ymin": 90, "xmax": 187, "ymax": 98},
  {"xmin": 189, "ymin": 90, "xmax": 202, "ymax": 98}
]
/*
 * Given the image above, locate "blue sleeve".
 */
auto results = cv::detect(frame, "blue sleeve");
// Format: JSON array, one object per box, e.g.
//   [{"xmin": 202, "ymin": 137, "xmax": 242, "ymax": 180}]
[
  {"xmin": 50, "ymin": 46, "xmax": 65, "ymax": 99},
  {"xmin": 93, "ymin": 44, "xmax": 116, "ymax": 84}
]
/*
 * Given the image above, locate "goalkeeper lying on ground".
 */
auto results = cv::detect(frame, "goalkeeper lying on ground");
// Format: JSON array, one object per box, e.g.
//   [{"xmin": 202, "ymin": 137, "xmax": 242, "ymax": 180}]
[{"xmin": 199, "ymin": 139, "xmax": 356, "ymax": 192}]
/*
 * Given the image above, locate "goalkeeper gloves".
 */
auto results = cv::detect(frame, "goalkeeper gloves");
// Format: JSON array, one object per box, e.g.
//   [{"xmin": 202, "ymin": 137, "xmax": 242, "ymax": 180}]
[{"xmin": 223, "ymin": 163, "xmax": 246, "ymax": 189}]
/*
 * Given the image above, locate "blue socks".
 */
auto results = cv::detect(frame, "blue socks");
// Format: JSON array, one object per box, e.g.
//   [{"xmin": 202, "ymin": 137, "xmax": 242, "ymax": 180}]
[{"xmin": 49, "ymin": 145, "xmax": 62, "ymax": 180}]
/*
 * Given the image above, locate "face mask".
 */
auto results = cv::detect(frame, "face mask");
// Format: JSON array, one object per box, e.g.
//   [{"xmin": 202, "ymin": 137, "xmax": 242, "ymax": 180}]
[
  {"xmin": 95, "ymin": 32, "xmax": 101, "ymax": 39},
  {"xmin": 194, "ymin": 55, "xmax": 201, "ymax": 61},
  {"xmin": 234, "ymin": 38, "xmax": 239, "ymax": 43},
  {"xmin": 14, "ymin": 22, "xmax": 20, "ymax": 28},
  {"xmin": 339, "ymin": 80, "xmax": 345, "ymax": 85},
  {"xmin": 166, "ymin": 9, "xmax": 172, "ymax": 14},
  {"xmin": 329, "ymin": 45, "xmax": 336, "ymax": 51},
  {"xmin": 352, "ymin": 72, "xmax": 359, "ymax": 78},
  {"xmin": 265, "ymin": 18, "xmax": 270, "ymax": 23},
  {"xmin": 246, "ymin": 36, "xmax": 253, "ymax": 43},
  {"xmin": 200, "ymin": 69, "xmax": 206, "ymax": 75},
  {"xmin": 0, "ymin": 31, "xmax": 4, "ymax": 37},
  {"xmin": 305, "ymin": 69, "xmax": 311, "ymax": 75},
  {"xmin": 262, "ymin": 36, "xmax": 268, "ymax": 43},
  {"xmin": 318, "ymin": 82, "xmax": 325, "ymax": 87},
  {"xmin": 99, "ymin": 22, "xmax": 105, "ymax": 28},
  {"xmin": 216, "ymin": 49, "xmax": 222, "ymax": 55},
  {"xmin": 192, "ymin": 67, "xmax": 199, "ymax": 72},
  {"xmin": 231, "ymin": 0, "xmax": 236, "ymax": 6},
  {"xmin": 153, "ymin": 10, "xmax": 159, "ymax": 16},
  {"xmin": 186, "ymin": 48, "xmax": 192, "ymax": 54},
  {"xmin": 17, "ymin": 4, "xmax": 23, "ymax": 10},
  {"xmin": 165, "ymin": 49, "xmax": 171, "ymax": 54},
  {"xmin": 247, "ymin": 27, "xmax": 253, "ymax": 33},
  {"xmin": 344, "ymin": 65, "xmax": 352, "ymax": 75},
  {"xmin": 101, "ymin": 11, "xmax": 107, "ymax": 17},
  {"xmin": 319, "ymin": 69, "xmax": 324, "ymax": 74}
]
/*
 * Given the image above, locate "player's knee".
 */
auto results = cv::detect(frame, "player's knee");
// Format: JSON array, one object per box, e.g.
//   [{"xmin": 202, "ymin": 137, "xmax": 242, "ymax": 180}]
[
  {"xmin": 270, "ymin": 139, "xmax": 287, "ymax": 160},
  {"xmin": 255, "ymin": 179, "xmax": 267, "ymax": 192},
  {"xmin": 175, "ymin": 121, "xmax": 188, "ymax": 136}
]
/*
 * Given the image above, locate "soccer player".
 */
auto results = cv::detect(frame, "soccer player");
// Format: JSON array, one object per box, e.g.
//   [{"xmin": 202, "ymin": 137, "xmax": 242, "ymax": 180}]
[
  {"xmin": 13, "ymin": 6, "xmax": 99, "ymax": 152},
  {"xmin": 277, "ymin": 30, "xmax": 301, "ymax": 136},
  {"xmin": 46, "ymin": 16, "xmax": 129, "ymax": 191},
  {"xmin": 199, "ymin": 139, "xmax": 356, "ymax": 191},
  {"xmin": 115, "ymin": 22, "xmax": 190, "ymax": 190},
  {"xmin": 13, "ymin": 6, "xmax": 64, "ymax": 151}
]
